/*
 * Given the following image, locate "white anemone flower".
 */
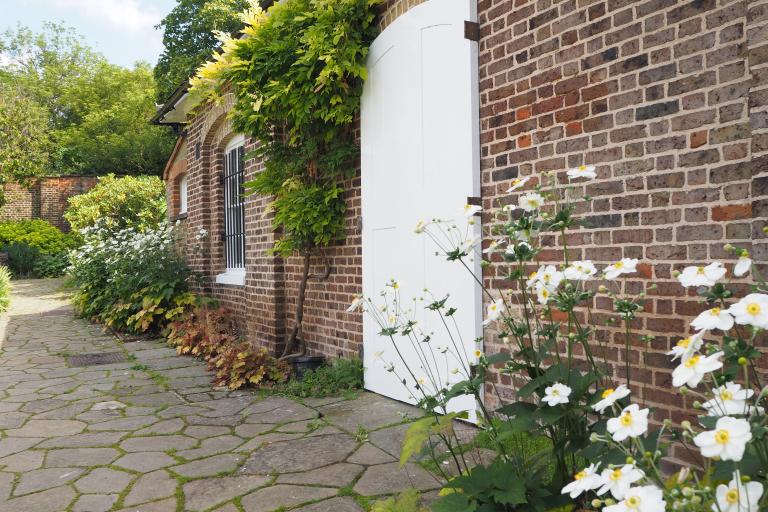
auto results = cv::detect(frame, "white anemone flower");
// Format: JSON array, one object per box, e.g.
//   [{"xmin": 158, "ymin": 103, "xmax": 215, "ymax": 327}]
[
  {"xmin": 483, "ymin": 299, "xmax": 505, "ymax": 326},
  {"xmin": 597, "ymin": 464, "xmax": 645, "ymax": 500},
  {"xmin": 592, "ymin": 384, "xmax": 631, "ymax": 413},
  {"xmin": 672, "ymin": 351, "xmax": 723, "ymax": 388},
  {"xmin": 519, "ymin": 192, "xmax": 545, "ymax": 212},
  {"xmin": 667, "ymin": 331, "xmax": 705, "ymax": 361},
  {"xmin": 506, "ymin": 176, "xmax": 530, "ymax": 192},
  {"xmin": 483, "ymin": 239, "xmax": 501, "ymax": 254},
  {"xmin": 566, "ymin": 164, "xmax": 597, "ymax": 180},
  {"xmin": 462, "ymin": 204, "xmax": 481, "ymax": 218},
  {"xmin": 694, "ymin": 416, "xmax": 752, "ymax": 461},
  {"xmin": 604, "ymin": 258, "xmax": 638, "ymax": 280},
  {"xmin": 714, "ymin": 471, "xmax": 764, "ymax": 512},
  {"xmin": 727, "ymin": 293, "xmax": 768, "ymax": 329},
  {"xmin": 603, "ymin": 485, "xmax": 666, "ymax": 512},
  {"xmin": 702, "ymin": 382, "xmax": 754, "ymax": 416},
  {"xmin": 347, "ymin": 296, "xmax": 363, "ymax": 313},
  {"xmin": 734, "ymin": 255, "xmax": 752, "ymax": 277},
  {"xmin": 691, "ymin": 307, "xmax": 734, "ymax": 331},
  {"xmin": 678, "ymin": 262, "xmax": 726, "ymax": 287},
  {"xmin": 536, "ymin": 283, "xmax": 553, "ymax": 305},
  {"xmin": 542, "ymin": 382, "xmax": 571, "ymax": 407},
  {"xmin": 564, "ymin": 260, "xmax": 597, "ymax": 281},
  {"xmin": 537, "ymin": 264, "xmax": 564, "ymax": 290},
  {"xmin": 607, "ymin": 404, "xmax": 649, "ymax": 442},
  {"xmin": 561, "ymin": 463, "xmax": 602, "ymax": 498}
]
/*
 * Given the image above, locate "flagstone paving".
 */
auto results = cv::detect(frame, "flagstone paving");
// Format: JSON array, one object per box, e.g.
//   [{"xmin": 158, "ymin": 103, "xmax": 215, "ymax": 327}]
[{"xmin": 0, "ymin": 280, "xmax": 443, "ymax": 512}]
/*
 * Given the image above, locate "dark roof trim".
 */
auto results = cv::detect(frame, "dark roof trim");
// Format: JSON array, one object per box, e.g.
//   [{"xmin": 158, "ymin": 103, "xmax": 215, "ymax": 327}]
[{"xmin": 150, "ymin": 81, "xmax": 191, "ymax": 126}]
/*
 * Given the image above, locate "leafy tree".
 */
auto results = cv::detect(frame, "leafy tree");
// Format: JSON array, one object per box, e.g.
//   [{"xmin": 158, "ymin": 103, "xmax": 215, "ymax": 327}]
[
  {"xmin": 190, "ymin": 0, "xmax": 378, "ymax": 357},
  {"xmin": 0, "ymin": 23, "xmax": 174, "ymax": 176},
  {"xmin": 0, "ymin": 84, "xmax": 50, "ymax": 205},
  {"xmin": 153, "ymin": 0, "xmax": 252, "ymax": 102}
]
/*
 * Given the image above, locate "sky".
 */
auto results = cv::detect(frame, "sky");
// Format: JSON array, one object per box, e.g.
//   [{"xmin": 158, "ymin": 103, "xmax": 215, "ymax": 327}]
[{"xmin": 2, "ymin": 0, "xmax": 178, "ymax": 67}]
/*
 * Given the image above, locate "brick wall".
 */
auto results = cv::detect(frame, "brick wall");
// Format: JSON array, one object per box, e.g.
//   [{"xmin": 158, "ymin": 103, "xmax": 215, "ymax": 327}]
[
  {"xmin": 0, "ymin": 177, "xmax": 98, "ymax": 231},
  {"xmin": 477, "ymin": 0, "xmax": 767, "ymax": 424}
]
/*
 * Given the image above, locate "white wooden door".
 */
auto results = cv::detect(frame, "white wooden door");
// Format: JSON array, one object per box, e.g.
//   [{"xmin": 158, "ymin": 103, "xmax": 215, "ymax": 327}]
[{"xmin": 361, "ymin": 0, "xmax": 481, "ymax": 417}]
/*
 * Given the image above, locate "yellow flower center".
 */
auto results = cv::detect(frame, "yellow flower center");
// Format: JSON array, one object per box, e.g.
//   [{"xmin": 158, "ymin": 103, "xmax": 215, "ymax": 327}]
[
  {"xmin": 574, "ymin": 470, "xmax": 586, "ymax": 480},
  {"xmin": 543, "ymin": 274, "xmax": 551, "ymax": 282},
  {"xmin": 625, "ymin": 495, "xmax": 641, "ymax": 509},
  {"xmin": 551, "ymin": 389, "xmax": 560, "ymax": 396},
  {"xmin": 696, "ymin": 266, "xmax": 705, "ymax": 275},
  {"xmin": 602, "ymin": 388, "xmax": 614, "ymax": 399},
  {"xmin": 541, "ymin": 289, "xmax": 549, "ymax": 298},
  {"xmin": 579, "ymin": 165, "xmax": 586, "ymax": 171},
  {"xmin": 614, "ymin": 261, "xmax": 624, "ymax": 269},
  {"xmin": 710, "ymin": 307, "xmax": 721, "ymax": 316},
  {"xmin": 720, "ymin": 390, "xmax": 733, "ymax": 401},
  {"xmin": 620, "ymin": 412, "xmax": 633, "ymax": 426},
  {"xmin": 715, "ymin": 429, "xmax": 730, "ymax": 444},
  {"xmin": 747, "ymin": 303, "xmax": 761, "ymax": 316},
  {"xmin": 474, "ymin": 350, "xmax": 482, "ymax": 358},
  {"xmin": 609, "ymin": 469, "xmax": 623, "ymax": 481},
  {"xmin": 512, "ymin": 179, "xmax": 521, "ymax": 185},
  {"xmin": 684, "ymin": 355, "xmax": 700, "ymax": 368},
  {"xmin": 529, "ymin": 272, "xmax": 537, "ymax": 280},
  {"xmin": 677, "ymin": 337, "xmax": 691, "ymax": 348},
  {"xmin": 726, "ymin": 489, "xmax": 739, "ymax": 504},
  {"xmin": 528, "ymin": 199, "xmax": 540, "ymax": 208}
]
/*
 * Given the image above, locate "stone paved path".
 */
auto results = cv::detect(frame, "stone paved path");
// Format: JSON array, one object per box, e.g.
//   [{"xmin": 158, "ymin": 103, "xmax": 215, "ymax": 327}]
[{"xmin": 0, "ymin": 280, "xmax": 442, "ymax": 512}]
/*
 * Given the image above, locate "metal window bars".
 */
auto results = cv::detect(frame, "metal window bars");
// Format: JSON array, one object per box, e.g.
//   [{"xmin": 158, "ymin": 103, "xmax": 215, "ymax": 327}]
[{"xmin": 223, "ymin": 145, "xmax": 245, "ymax": 270}]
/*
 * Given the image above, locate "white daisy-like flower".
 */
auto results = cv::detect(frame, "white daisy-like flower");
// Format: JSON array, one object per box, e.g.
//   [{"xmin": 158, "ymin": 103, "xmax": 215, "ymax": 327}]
[
  {"xmin": 526, "ymin": 270, "xmax": 539, "ymax": 290},
  {"xmin": 483, "ymin": 239, "xmax": 501, "ymax": 254},
  {"xmin": 678, "ymin": 262, "xmax": 727, "ymax": 288},
  {"xmin": 592, "ymin": 384, "xmax": 631, "ymax": 413},
  {"xmin": 518, "ymin": 192, "xmax": 545, "ymax": 212},
  {"xmin": 607, "ymin": 404, "xmax": 649, "ymax": 442},
  {"xmin": 462, "ymin": 204, "xmax": 481, "ymax": 218},
  {"xmin": 597, "ymin": 464, "xmax": 645, "ymax": 500},
  {"xmin": 691, "ymin": 307, "xmax": 734, "ymax": 331},
  {"xmin": 483, "ymin": 298, "xmax": 505, "ymax": 326},
  {"xmin": 672, "ymin": 351, "xmax": 723, "ymax": 388},
  {"xmin": 604, "ymin": 258, "xmax": 638, "ymax": 280},
  {"xmin": 734, "ymin": 254, "xmax": 752, "ymax": 277},
  {"xmin": 566, "ymin": 164, "xmax": 597, "ymax": 180},
  {"xmin": 561, "ymin": 463, "xmax": 602, "ymax": 499},
  {"xmin": 506, "ymin": 176, "xmax": 530, "ymax": 192},
  {"xmin": 536, "ymin": 283, "xmax": 552, "ymax": 305},
  {"xmin": 702, "ymin": 382, "xmax": 754, "ymax": 417},
  {"xmin": 714, "ymin": 471, "xmax": 764, "ymax": 512},
  {"xmin": 542, "ymin": 382, "xmax": 571, "ymax": 407},
  {"xmin": 603, "ymin": 485, "xmax": 666, "ymax": 512},
  {"xmin": 563, "ymin": 260, "xmax": 597, "ymax": 281},
  {"xmin": 667, "ymin": 330, "xmax": 705, "ymax": 361},
  {"xmin": 727, "ymin": 293, "xmax": 768, "ymax": 329},
  {"xmin": 536, "ymin": 264, "xmax": 564, "ymax": 290},
  {"xmin": 694, "ymin": 416, "xmax": 752, "ymax": 461}
]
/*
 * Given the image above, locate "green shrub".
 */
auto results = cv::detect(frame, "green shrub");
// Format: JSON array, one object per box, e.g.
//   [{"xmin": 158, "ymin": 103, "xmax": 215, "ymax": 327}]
[
  {"xmin": 32, "ymin": 252, "xmax": 70, "ymax": 278},
  {"xmin": 279, "ymin": 357, "xmax": 364, "ymax": 398},
  {"xmin": 68, "ymin": 223, "xmax": 193, "ymax": 333},
  {"xmin": 64, "ymin": 174, "xmax": 166, "ymax": 233},
  {"xmin": 0, "ymin": 265, "xmax": 11, "ymax": 311},
  {"xmin": 0, "ymin": 219, "xmax": 77, "ymax": 254},
  {"xmin": 6, "ymin": 243, "xmax": 39, "ymax": 278}
]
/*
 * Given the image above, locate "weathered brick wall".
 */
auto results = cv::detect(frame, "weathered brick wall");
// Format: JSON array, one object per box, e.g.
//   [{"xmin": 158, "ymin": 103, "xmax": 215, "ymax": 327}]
[
  {"xmin": 0, "ymin": 177, "xmax": 98, "ymax": 231},
  {"xmin": 478, "ymin": 0, "xmax": 767, "ymax": 424}
]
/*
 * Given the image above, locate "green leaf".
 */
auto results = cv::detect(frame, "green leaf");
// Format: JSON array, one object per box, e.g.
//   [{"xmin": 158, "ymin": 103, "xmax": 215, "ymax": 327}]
[{"xmin": 431, "ymin": 493, "xmax": 476, "ymax": 512}]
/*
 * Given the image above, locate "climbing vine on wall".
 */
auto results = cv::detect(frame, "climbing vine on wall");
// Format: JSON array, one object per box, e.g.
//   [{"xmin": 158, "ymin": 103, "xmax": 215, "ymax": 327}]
[{"xmin": 190, "ymin": 0, "xmax": 379, "ymax": 356}]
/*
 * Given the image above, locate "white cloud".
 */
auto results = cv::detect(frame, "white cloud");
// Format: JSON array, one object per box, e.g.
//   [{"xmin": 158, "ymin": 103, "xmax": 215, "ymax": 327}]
[{"xmin": 50, "ymin": 0, "xmax": 162, "ymax": 32}]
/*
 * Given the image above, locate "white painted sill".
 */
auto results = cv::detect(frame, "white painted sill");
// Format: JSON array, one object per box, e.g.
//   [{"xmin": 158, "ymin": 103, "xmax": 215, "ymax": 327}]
[{"xmin": 215, "ymin": 269, "xmax": 246, "ymax": 286}]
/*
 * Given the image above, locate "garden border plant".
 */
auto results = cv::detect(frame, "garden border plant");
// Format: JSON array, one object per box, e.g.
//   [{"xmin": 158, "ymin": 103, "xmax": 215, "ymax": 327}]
[
  {"xmin": 189, "ymin": 0, "xmax": 379, "ymax": 358},
  {"xmin": 354, "ymin": 166, "xmax": 767, "ymax": 512}
]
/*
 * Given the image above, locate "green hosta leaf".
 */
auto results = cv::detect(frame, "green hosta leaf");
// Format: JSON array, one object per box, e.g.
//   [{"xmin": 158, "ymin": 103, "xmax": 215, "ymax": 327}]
[{"xmin": 431, "ymin": 493, "xmax": 476, "ymax": 512}]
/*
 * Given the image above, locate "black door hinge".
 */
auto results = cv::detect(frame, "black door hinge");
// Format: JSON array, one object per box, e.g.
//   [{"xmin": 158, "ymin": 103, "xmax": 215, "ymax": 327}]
[{"xmin": 464, "ymin": 21, "xmax": 480, "ymax": 41}]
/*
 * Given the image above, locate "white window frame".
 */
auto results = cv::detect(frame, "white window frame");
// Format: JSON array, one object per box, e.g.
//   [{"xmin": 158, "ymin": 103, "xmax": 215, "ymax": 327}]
[
  {"xmin": 178, "ymin": 174, "xmax": 188, "ymax": 214},
  {"xmin": 216, "ymin": 135, "xmax": 246, "ymax": 286}
]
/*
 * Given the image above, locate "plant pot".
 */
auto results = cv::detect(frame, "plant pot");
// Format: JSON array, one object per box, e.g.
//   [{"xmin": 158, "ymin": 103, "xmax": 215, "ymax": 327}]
[{"xmin": 290, "ymin": 355, "xmax": 325, "ymax": 379}]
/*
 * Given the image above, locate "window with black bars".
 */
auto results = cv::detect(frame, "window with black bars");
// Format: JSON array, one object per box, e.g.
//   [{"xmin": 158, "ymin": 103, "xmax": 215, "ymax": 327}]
[{"xmin": 223, "ymin": 144, "xmax": 245, "ymax": 270}]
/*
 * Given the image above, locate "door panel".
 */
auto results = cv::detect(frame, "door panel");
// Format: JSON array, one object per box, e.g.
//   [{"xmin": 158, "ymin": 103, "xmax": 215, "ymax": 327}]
[{"xmin": 361, "ymin": 0, "xmax": 481, "ymax": 417}]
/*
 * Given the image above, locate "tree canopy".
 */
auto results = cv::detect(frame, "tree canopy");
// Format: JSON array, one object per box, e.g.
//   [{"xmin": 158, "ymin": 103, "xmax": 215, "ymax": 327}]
[
  {"xmin": 0, "ymin": 23, "xmax": 174, "ymax": 176},
  {"xmin": 153, "ymin": 0, "xmax": 252, "ymax": 102}
]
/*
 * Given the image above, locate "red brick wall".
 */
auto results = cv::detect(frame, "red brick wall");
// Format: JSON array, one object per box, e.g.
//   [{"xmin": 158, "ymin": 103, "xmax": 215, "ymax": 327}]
[
  {"xmin": 477, "ymin": 0, "xmax": 768, "ymax": 421},
  {"xmin": 0, "ymin": 177, "xmax": 98, "ymax": 231}
]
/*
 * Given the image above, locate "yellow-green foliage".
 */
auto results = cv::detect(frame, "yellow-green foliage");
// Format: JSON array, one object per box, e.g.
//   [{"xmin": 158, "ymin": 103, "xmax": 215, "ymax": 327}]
[
  {"xmin": 0, "ymin": 220, "xmax": 78, "ymax": 254},
  {"xmin": 0, "ymin": 265, "xmax": 11, "ymax": 311},
  {"xmin": 64, "ymin": 174, "xmax": 166, "ymax": 233}
]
